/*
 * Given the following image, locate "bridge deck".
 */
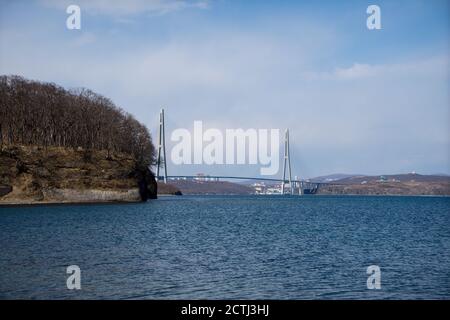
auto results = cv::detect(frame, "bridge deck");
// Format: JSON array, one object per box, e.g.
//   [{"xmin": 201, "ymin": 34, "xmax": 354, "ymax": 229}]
[{"xmin": 157, "ymin": 175, "xmax": 331, "ymax": 185}]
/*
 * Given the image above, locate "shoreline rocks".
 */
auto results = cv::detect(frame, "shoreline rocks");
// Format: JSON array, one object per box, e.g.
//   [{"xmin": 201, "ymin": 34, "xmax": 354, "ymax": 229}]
[{"xmin": 0, "ymin": 145, "xmax": 163, "ymax": 204}]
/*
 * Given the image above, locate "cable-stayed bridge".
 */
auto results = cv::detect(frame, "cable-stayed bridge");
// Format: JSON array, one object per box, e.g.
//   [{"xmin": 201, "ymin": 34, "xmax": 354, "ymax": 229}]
[{"xmin": 154, "ymin": 109, "xmax": 325, "ymax": 195}]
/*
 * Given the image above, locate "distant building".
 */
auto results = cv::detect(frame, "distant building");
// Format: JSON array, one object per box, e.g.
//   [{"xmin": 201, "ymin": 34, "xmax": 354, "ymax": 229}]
[
  {"xmin": 252, "ymin": 182, "xmax": 266, "ymax": 194},
  {"xmin": 195, "ymin": 173, "xmax": 205, "ymax": 181},
  {"xmin": 266, "ymin": 186, "xmax": 282, "ymax": 194},
  {"xmin": 250, "ymin": 182, "xmax": 283, "ymax": 195}
]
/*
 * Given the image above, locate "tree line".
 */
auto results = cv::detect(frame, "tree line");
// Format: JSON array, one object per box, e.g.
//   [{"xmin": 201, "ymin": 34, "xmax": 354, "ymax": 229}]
[{"xmin": 0, "ymin": 75, "xmax": 155, "ymax": 167}]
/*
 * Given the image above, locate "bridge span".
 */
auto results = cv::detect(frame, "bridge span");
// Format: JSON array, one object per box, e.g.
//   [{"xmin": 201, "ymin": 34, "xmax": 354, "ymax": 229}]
[
  {"xmin": 156, "ymin": 175, "xmax": 330, "ymax": 195},
  {"xmin": 154, "ymin": 109, "xmax": 327, "ymax": 195}
]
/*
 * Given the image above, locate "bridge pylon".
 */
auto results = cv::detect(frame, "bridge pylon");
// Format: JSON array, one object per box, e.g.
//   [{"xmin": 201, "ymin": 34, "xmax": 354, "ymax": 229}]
[
  {"xmin": 156, "ymin": 108, "xmax": 167, "ymax": 183},
  {"xmin": 281, "ymin": 129, "xmax": 293, "ymax": 195}
]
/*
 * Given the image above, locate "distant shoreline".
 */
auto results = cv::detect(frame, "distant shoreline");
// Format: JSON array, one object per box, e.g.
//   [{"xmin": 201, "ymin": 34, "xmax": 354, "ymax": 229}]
[
  {"xmin": 1, "ymin": 193, "xmax": 448, "ymax": 208},
  {"xmin": 0, "ymin": 199, "xmax": 143, "ymax": 208},
  {"xmin": 0, "ymin": 192, "xmax": 183, "ymax": 207},
  {"xmin": 169, "ymin": 194, "xmax": 450, "ymax": 198}
]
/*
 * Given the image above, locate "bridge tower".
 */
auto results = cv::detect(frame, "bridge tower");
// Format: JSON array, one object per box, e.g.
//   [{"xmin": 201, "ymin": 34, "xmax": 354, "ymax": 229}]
[
  {"xmin": 281, "ymin": 129, "xmax": 293, "ymax": 195},
  {"xmin": 156, "ymin": 108, "xmax": 167, "ymax": 183}
]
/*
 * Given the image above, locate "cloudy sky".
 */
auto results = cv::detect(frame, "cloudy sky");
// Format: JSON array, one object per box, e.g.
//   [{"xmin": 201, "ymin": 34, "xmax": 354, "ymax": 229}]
[{"xmin": 0, "ymin": 0, "xmax": 449, "ymax": 178}]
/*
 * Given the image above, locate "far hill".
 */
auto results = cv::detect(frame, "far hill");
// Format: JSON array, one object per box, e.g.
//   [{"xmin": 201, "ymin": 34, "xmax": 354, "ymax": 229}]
[
  {"xmin": 309, "ymin": 173, "xmax": 361, "ymax": 183},
  {"xmin": 237, "ymin": 173, "xmax": 450, "ymax": 196},
  {"xmin": 167, "ymin": 179, "xmax": 254, "ymax": 195},
  {"xmin": 334, "ymin": 173, "xmax": 450, "ymax": 184},
  {"xmin": 315, "ymin": 173, "xmax": 450, "ymax": 196}
]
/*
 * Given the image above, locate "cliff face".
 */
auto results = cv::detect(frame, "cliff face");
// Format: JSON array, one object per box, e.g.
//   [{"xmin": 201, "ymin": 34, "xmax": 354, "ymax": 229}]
[{"xmin": 0, "ymin": 145, "xmax": 157, "ymax": 204}]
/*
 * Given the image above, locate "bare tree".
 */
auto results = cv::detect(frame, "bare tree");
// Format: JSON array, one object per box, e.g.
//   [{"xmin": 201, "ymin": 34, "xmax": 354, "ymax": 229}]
[{"xmin": 0, "ymin": 75, "xmax": 155, "ymax": 167}]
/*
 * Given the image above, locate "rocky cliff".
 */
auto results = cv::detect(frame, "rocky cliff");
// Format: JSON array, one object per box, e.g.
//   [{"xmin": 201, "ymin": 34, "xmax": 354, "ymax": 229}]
[{"xmin": 0, "ymin": 145, "xmax": 158, "ymax": 204}]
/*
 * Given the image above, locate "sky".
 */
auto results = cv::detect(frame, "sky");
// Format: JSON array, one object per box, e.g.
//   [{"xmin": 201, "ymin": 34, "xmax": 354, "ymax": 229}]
[{"xmin": 0, "ymin": 0, "xmax": 449, "ymax": 178}]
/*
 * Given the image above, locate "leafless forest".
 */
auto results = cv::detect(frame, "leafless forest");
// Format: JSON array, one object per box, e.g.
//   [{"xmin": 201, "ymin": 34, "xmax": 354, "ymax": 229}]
[{"xmin": 0, "ymin": 75, "xmax": 155, "ymax": 167}]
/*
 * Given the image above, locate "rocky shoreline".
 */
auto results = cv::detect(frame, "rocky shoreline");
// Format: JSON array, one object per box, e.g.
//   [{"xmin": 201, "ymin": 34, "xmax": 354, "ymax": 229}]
[{"xmin": 0, "ymin": 145, "xmax": 163, "ymax": 204}]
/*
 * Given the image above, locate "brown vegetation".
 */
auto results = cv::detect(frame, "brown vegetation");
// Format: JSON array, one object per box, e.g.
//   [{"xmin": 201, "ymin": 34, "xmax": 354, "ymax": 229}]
[
  {"xmin": 157, "ymin": 182, "xmax": 183, "ymax": 195},
  {"xmin": 168, "ymin": 180, "xmax": 254, "ymax": 195},
  {"xmin": 0, "ymin": 75, "xmax": 162, "ymax": 204},
  {"xmin": 0, "ymin": 145, "xmax": 157, "ymax": 204},
  {"xmin": 0, "ymin": 75, "xmax": 154, "ymax": 167},
  {"xmin": 317, "ymin": 180, "xmax": 450, "ymax": 196}
]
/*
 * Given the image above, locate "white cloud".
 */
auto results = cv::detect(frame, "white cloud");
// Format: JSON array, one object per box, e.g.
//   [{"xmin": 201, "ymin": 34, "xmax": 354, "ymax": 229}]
[
  {"xmin": 1, "ymin": 7, "xmax": 448, "ymax": 176},
  {"xmin": 70, "ymin": 33, "xmax": 97, "ymax": 47},
  {"xmin": 39, "ymin": 0, "xmax": 209, "ymax": 16},
  {"xmin": 304, "ymin": 56, "xmax": 449, "ymax": 81},
  {"xmin": 334, "ymin": 63, "xmax": 380, "ymax": 79}
]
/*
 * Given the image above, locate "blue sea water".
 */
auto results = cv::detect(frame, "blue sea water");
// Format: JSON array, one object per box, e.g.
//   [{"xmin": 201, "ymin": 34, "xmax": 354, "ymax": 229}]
[{"xmin": 0, "ymin": 195, "xmax": 449, "ymax": 299}]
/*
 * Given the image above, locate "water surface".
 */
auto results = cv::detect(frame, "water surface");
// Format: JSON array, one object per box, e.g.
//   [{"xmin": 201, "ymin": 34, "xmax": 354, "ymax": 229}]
[{"xmin": 0, "ymin": 195, "xmax": 449, "ymax": 299}]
